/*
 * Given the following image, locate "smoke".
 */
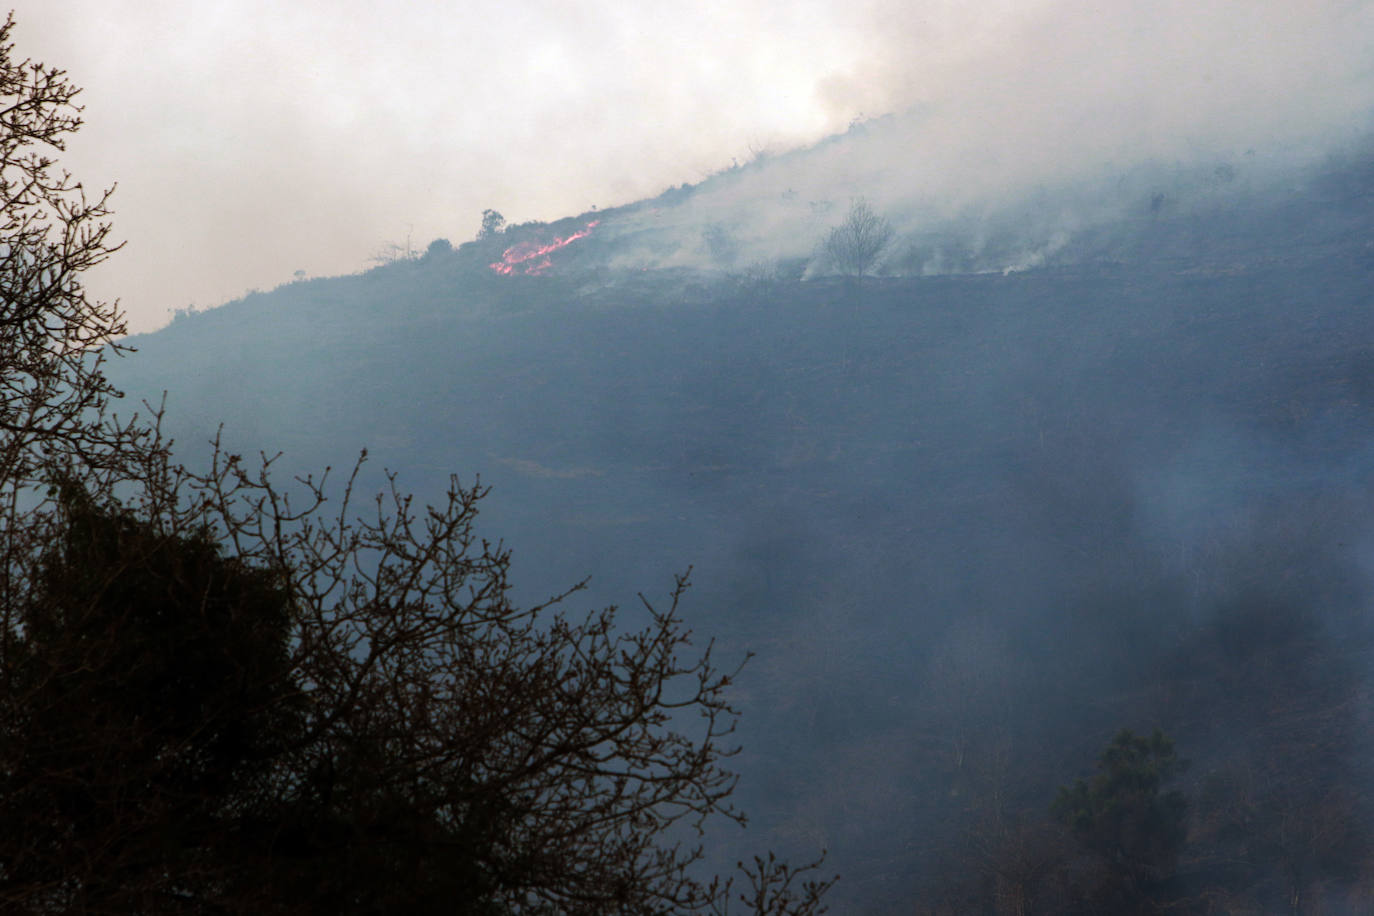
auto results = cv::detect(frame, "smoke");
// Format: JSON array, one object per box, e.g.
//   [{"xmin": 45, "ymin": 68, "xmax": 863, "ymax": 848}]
[
  {"xmin": 829, "ymin": 0, "xmax": 1374, "ymax": 160},
  {"xmin": 596, "ymin": 0, "xmax": 1374, "ymax": 275},
  {"xmin": 12, "ymin": 0, "xmax": 1374, "ymax": 329}
]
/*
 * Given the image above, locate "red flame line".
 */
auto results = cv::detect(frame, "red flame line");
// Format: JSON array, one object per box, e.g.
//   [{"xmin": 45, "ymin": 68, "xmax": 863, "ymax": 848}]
[{"xmin": 489, "ymin": 220, "xmax": 600, "ymax": 275}]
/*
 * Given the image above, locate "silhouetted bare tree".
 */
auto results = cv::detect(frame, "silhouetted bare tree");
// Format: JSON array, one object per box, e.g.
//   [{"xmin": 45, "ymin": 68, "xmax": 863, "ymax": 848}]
[
  {"xmin": 0, "ymin": 16, "xmax": 834, "ymax": 915},
  {"xmin": 822, "ymin": 197, "xmax": 893, "ymax": 278},
  {"xmin": 2, "ymin": 458, "xmax": 835, "ymax": 914},
  {"xmin": 0, "ymin": 12, "xmax": 130, "ymax": 489}
]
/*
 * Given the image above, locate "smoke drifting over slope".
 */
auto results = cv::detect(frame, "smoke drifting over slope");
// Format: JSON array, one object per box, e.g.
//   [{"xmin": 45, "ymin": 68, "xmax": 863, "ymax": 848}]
[
  {"xmin": 555, "ymin": 0, "xmax": 1374, "ymax": 280},
  {"xmin": 530, "ymin": 120, "xmax": 1336, "ymax": 284},
  {"xmin": 830, "ymin": 1, "xmax": 1374, "ymax": 159},
  {"xmin": 13, "ymin": 0, "xmax": 1374, "ymax": 330}
]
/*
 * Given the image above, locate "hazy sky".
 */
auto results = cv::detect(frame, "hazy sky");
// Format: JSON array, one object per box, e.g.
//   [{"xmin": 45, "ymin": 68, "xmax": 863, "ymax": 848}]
[{"xmin": 13, "ymin": 1, "xmax": 1374, "ymax": 332}]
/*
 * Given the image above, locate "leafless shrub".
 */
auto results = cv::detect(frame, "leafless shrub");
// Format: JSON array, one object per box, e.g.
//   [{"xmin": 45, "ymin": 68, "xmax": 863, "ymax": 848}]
[{"xmin": 822, "ymin": 197, "xmax": 894, "ymax": 278}]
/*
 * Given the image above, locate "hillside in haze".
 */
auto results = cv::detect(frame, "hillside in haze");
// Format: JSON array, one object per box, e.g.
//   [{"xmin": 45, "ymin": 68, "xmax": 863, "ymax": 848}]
[{"xmin": 110, "ymin": 131, "xmax": 1374, "ymax": 913}]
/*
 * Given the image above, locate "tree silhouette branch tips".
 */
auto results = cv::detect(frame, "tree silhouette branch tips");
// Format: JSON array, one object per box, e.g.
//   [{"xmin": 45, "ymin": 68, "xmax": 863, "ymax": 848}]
[
  {"xmin": 0, "ymin": 12, "xmax": 126, "ymax": 485},
  {"xmin": 369, "ymin": 226, "xmax": 419, "ymax": 265},
  {"xmin": 4, "ymin": 466, "xmax": 832, "ymax": 913},
  {"xmin": 823, "ymin": 196, "xmax": 893, "ymax": 278}
]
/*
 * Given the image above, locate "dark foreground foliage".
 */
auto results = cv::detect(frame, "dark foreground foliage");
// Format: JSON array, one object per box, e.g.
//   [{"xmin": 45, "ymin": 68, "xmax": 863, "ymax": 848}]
[{"xmin": 1, "ymin": 472, "xmax": 833, "ymax": 915}]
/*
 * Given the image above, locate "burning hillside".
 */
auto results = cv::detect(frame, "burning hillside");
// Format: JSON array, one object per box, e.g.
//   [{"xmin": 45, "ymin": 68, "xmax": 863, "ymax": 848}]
[{"xmin": 489, "ymin": 221, "xmax": 600, "ymax": 275}]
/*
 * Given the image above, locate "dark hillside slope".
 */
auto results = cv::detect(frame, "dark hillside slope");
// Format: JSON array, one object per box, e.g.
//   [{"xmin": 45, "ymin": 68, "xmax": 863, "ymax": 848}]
[{"xmin": 111, "ymin": 145, "xmax": 1374, "ymax": 913}]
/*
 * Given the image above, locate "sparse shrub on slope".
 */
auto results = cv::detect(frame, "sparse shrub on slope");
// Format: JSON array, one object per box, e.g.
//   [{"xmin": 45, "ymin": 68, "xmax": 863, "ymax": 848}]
[{"xmin": 822, "ymin": 197, "xmax": 893, "ymax": 278}]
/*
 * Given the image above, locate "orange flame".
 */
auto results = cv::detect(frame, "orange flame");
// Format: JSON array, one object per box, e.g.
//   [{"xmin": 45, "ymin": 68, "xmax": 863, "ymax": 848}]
[{"xmin": 489, "ymin": 220, "xmax": 600, "ymax": 275}]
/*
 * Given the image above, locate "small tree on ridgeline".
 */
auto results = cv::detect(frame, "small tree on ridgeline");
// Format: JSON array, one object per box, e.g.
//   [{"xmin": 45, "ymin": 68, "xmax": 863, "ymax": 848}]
[
  {"xmin": 0, "ymin": 16, "xmax": 834, "ymax": 915},
  {"xmin": 823, "ymin": 197, "xmax": 893, "ymax": 278},
  {"xmin": 477, "ymin": 208, "xmax": 506, "ymax": 240}
]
